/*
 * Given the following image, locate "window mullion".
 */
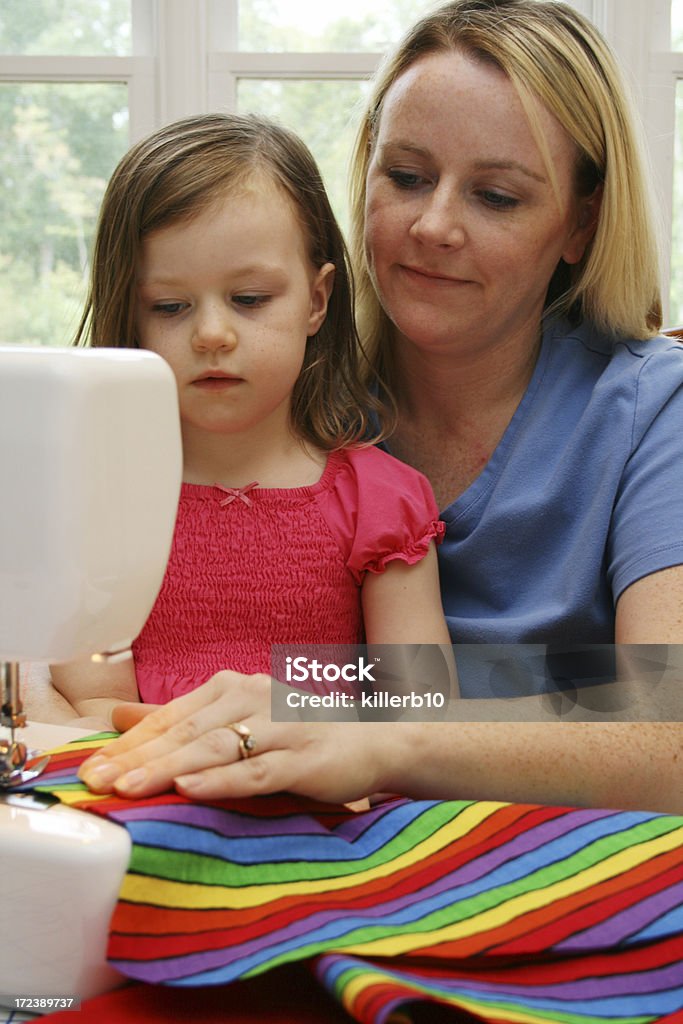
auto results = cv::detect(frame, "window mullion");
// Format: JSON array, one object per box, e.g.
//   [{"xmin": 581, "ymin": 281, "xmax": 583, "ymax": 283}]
[
  {"xmin": 583, "ymin": 0, "xmax": 675, "ymax": 323},
  {"xmin": 128, "ymin": 59, "xmax": 158, "ymax": 142},
  {"xmin": 131, "ymin": 0, "xmax": 155, "ymax": 56},
  {"xmin": 156, "ymin": 0, "xmax": 210, "ymax": 123},
  {"xmin": 209, "ymin": 0, "xmax": 238, "ymax": 49}
]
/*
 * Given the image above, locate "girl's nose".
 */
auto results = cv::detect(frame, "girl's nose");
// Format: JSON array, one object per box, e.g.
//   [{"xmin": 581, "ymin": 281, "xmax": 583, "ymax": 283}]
[
  {"xmin": 410, "ymin": 189, "xmax": 466, "ymax": 249},
  {"xmin": 191, "ymin": 303, "xmax": 238, "ymax": 352}
]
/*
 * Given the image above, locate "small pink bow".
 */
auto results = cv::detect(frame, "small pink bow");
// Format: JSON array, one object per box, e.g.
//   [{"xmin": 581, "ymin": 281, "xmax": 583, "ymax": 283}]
[{"xmin": 216, "ymin": 481, "xmax": 259, "ymax": 507}]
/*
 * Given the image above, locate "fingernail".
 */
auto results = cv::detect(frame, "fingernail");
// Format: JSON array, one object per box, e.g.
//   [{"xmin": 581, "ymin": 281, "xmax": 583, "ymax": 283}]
[
  {"xmin": 80, "ymin": 754, "xmax": 107, "ymax": 771},
  {"xmin": 79, "ymin": 760, "xmax": 119, "ymax": 788},
  {"xmin": 114, "ymin": 768, "xmax": 147, "ymax": 794},
  {"xmin": 174, "ymin": 774, "xmax": 199, "ymax": 792}
]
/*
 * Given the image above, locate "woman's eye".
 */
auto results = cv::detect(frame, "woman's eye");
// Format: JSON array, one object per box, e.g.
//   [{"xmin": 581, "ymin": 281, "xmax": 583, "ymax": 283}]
[
  {"xmin": 152, "ymin": 301, "xmax": 186, "ymax": 316},
  {"xmin": 387, "ymin": 169, "xmax": 426, "ymax": 189},
  {"xmin": 479, "ymin": 190, "xmax": 519, "ymax": 210}
]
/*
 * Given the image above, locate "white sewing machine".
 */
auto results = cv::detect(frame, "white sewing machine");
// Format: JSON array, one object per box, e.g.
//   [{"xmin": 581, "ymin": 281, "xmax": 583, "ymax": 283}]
[{"xmin": 0, "ymin": 346, "xmax": 182, "ymax": 1010}]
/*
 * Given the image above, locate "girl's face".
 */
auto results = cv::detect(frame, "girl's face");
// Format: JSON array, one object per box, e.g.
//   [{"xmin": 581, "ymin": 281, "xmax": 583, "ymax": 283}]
[
  {"xmin": 364, "ymin": 50, "xmax": 599, "ymax": 363},
  {"xmin": 135, "ymin": 176, "xmax": 333, "ymax": 445}
]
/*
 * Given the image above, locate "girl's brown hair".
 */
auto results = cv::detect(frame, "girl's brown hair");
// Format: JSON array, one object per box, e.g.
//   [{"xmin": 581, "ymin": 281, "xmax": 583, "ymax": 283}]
[{"xmin": 77, "ymin": 112, "xmax": 393, "ymax": 449}]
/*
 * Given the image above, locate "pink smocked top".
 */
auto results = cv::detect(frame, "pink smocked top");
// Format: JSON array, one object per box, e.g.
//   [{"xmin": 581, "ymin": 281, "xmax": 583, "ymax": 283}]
[{"xmin": 132, "ymin": 445, "xmax": 444, "ymax": 702}]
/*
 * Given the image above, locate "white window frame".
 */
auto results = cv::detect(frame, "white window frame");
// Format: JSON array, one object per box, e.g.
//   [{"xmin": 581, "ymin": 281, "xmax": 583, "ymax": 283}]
[
  {"xmin": 151, "ymin": 0, "xmax": 380, "ymax": 116},
  {"xmin": 0, "ymin": 0, "xmax": 156, "ymax": 139}
]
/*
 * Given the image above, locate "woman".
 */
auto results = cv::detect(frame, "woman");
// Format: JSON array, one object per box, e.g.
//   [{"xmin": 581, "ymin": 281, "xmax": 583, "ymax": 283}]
[{"xmin": 78, "ymin": 0, "xmax": 683, "ymax": 814}]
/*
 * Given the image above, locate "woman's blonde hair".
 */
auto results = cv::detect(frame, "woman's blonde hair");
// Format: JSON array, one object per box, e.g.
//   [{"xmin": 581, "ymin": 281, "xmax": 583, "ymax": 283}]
[
  {"xmin": 77, "ymin": 112, "xmax": 392, "ymax": 449},
  {"xmin": 350, "ymin": 0, "xmax": 662, "ymax": 382}
]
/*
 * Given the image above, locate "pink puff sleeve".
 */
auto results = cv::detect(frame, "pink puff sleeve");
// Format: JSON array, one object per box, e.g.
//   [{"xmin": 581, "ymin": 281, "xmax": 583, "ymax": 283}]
[{"xmin": 315, "ymin": 446, "xmax": 445, "ymax": 585}]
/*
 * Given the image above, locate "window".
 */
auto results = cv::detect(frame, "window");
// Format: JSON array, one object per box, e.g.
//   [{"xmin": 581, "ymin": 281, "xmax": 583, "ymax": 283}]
[
  {"xmin": 0, "ymin": 0, "xmax": 132, "ymax": 55},
  {"xmin": 1, "ymin": 0, "xmax": 681, "ymax": 343},
  {"xmin": 0, "ymin": 81, "xmax": 128, "ymax": 344},
  {"xmin": 238, "ymin": 0, "xmax": 431, "ymax": 52},
  {"xmin": 0, "ymin": 0, "xmax": 153, "ymax": 346}
]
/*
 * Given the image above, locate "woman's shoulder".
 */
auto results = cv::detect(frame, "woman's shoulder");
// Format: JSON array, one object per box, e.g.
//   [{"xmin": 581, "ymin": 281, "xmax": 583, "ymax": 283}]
[
  {"xmin": 539, "ymin": 320, "xmax": 683, "ymax": 460},
  {"xmin": 546, "ymin": 319, "xmax": 683, "ymax": 400},
  {"xmin": 555, "ymin": 318, "xmax": 683, "ymax": 367}
]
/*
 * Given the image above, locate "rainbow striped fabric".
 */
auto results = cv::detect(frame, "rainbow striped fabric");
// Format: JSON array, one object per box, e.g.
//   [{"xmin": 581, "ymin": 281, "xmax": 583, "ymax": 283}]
[{"xmin": 26, "ymin": 734, "xmax": 683, "ymax": 1023}]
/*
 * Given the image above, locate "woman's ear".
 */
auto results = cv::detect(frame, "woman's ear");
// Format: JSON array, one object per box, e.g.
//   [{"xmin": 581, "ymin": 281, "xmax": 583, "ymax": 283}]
[
  {"xmin": 563, "ymin": 185, "xmax": 603, "ymax": 265},
  {"xmin": 307, "ymin": 262, "xmax": 335, "ymax": 336}
]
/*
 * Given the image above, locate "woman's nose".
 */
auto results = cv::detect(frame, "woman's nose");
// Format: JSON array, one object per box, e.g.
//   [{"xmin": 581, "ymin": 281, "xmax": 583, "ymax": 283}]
[
  {"xmin": 191, "ymin": 302, "xmax": 238, "ymax": 352},
  {"xmin": 410, "ymin": 190, "xmax": 466, "ymax": 249}
]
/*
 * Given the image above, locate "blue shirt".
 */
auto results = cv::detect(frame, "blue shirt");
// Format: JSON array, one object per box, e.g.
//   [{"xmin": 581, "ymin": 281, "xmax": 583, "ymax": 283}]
[{"xmin": 389, "ymin": 319, "xmax": 683, "ymax": 697}]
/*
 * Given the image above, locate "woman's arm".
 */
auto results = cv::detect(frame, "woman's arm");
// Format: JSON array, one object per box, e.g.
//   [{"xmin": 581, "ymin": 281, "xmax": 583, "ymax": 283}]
[
  {"xmin": 615, "ymin": 564, "xmax": 683, "ymax": 643},
  {"xmin": 383, "ymin": 718, "xmax": 683, "ymax": 814}
]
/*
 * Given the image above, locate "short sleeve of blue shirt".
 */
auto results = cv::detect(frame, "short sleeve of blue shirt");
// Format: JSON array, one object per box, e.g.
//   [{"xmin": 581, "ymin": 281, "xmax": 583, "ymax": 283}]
[{"xmin": 428, "ymin": 320, "xmax": 683, "ymax": 652}]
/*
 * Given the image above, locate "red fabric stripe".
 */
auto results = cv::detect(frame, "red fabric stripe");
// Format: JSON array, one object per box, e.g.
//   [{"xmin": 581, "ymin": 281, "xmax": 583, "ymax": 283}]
[{"xmin": 404, "ymin": 850, "xmax": 683, "ymax": 959}]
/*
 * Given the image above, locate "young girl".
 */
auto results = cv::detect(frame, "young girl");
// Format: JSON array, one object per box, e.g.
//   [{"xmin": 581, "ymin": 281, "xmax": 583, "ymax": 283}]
[{"xmin": 48, "ymin": 113, "xmax": 454, "ymax": 726}]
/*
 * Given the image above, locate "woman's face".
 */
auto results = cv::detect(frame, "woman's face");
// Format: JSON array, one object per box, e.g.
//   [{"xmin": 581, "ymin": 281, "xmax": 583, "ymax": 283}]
[{"xmin": 364, "ymin": 49, "xmax": 598, "ymax": 362}]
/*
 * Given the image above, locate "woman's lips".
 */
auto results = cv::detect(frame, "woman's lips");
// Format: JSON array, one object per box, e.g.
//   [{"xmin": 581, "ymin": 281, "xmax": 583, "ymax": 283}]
[{"xmin": 401, "ymin": 265, "xmax": 471, "ymax": 286}]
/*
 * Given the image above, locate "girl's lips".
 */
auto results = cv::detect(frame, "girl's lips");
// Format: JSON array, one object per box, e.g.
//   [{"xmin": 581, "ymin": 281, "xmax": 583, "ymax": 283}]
[{"xmin": 192, "ymin": 375, "xmax": 242, "ymax": 390}]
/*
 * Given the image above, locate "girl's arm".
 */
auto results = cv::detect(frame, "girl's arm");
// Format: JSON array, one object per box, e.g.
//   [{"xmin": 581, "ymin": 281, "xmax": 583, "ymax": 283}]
[
  {"xmin": 21, "ymin": 661, "xmax": 77, "ymax": 724},
  {"xmin": 360, "ymin": 542, "xmax": 459, "ymax": 705},
  {"xmin": 48, "ymin": 656, "xmax": 140, "ymax": 730},
  {"xmin": 361, "ymin": 543, "xmax": 451, "ymax": 645}
]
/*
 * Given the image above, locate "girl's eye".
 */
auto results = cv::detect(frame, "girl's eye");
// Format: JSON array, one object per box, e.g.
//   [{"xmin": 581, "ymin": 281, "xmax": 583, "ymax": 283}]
[
  {"xmin": 479, "ymin": 190, "xmax": 519, "ymax": 210},
  {"xmin": 233, "ymin": 294, "xmax": 269, "ymax": 307},
  {"xmin": 152, "ymin": 301, "xmax": 187, "ymax": 316},
  {"xmin": 387, "ymin": 169, "xmax": 427, "ymax": 189}
]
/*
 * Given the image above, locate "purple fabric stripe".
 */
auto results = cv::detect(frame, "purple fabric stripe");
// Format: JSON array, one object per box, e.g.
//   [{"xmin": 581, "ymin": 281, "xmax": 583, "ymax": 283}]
[
  {"xmin": 557, "ymin": 878, "xmax": 683, "ymax": 950},
  {"xmin": 110, "ymin": 804, "xmax": 341, "ymax": 836},
  {"xmin": 108, "ymin": 798, "xmax": 398, "ymax": 841},
  {"xmin": 411, "ymin": 807, "xmax": 611, "ymax": 889}
]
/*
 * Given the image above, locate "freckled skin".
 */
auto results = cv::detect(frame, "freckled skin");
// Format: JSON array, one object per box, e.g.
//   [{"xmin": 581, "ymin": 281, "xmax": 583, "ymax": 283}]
[{"xmin": 364, "ymin": 51, "xmax": 592, "ymax": 366}]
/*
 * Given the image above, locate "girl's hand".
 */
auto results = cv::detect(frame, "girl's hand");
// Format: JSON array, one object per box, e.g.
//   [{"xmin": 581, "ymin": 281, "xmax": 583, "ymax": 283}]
[
  {"xmin": 77, "ymin": 671, "xmax": 398, "ymax": 804},
  {"xmin": 111, "ymin": 701, "xmax": 162, "ymax": 731}
]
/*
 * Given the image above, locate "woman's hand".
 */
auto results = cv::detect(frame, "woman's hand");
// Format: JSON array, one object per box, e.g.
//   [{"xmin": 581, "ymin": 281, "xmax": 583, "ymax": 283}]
[
  {"xmin": 77, "ymin": 671, "xmax": 398, "ymax": 804},
  {"xmin": 76, "ymin": 671, "xmax": 683, "ymax": 813}
]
